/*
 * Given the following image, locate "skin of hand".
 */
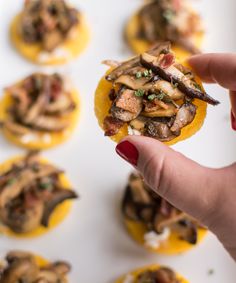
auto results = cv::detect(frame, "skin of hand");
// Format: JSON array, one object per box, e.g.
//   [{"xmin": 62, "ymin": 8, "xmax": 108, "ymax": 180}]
[{"xmin": 115, "ymin": 53, "xmax": 236, "ymax": 260}]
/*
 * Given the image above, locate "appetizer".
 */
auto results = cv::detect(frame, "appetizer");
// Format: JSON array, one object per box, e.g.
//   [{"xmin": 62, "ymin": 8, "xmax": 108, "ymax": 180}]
[
  {"xmin": 0, "ymin": 73, "xmax": 80, "ymax": 150},
  {"xmin": 0, "ymin": 152, "xmax": 78, "ymax": 238},
  {"xmin": 0, "ymin": 250, "xmax": 71, "ymax": 283},
  {"xmin": 10, "ymin": 0, "xmax": 89, "ymax": 65},
  {"xmin": 125, "ymin": 0, "xmax": 204, "ymax": 58},
  {"xmin": 122, "ymin": 173, "xmax": 207, "ymax": 254},
  {"xmin": 95, "ymin": 42, "xmax": 219, "ymax": 144},
  {"xmin": 116, "ymin": 265, "xmax": 188, "ymax": 283}
]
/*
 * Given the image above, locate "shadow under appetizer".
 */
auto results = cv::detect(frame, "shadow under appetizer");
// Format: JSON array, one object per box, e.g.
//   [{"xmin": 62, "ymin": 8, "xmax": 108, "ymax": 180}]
[
  {"xmin": 122, "ymin": 173, "xmax": 207, "ymax": 255},
  {"xmin": 125, "ymin": 0, "xmax": 204, "ymax": 58},
  {"xmin": 95, "ymin": 42, "xmax": 219, "ymax": 144},
  {"xmin": 0, "ymin": 152, "xmax": 78, "ymax": 238},
  {"xmin": 10, "ymin": 0, "xmax": 89, "ymax": 65},
  {"xmin": 116, "ymin": 265, "xmax": 188, "ymax": 283},
  {"xmin": 0, "ymin": 73, "xmax": 80, "ymax": 150},
  {"xmin": 0, "ymin": 250, "xmax": 71, "ymax": 283}
]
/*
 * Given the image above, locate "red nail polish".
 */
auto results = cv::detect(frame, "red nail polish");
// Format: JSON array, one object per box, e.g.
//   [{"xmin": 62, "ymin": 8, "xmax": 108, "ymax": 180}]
[
  {"xmin": 116, "ymin": 141, "xmax": 139, "ymax": 166},
  {"xmin": 231, "ymin": 111, "xmax": 236, "ymax": 131}
]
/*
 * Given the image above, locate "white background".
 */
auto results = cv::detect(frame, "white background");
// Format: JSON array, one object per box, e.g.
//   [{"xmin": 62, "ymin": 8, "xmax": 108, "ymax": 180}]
[{"xmin": 0, "ymin": 0, "xmax": 236, "ymax": 282}]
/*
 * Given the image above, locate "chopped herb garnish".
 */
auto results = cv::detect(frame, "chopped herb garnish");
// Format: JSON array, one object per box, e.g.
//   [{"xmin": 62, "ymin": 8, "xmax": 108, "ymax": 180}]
[
  {"xmin": 148, "ymin": 69, "xmax": 153, "ymax": 75},
  {"xmin": 136, "ymin": 72, "xmax": 142, "ymax": 79},
  {"xmin": 171, "ymin": 81, "xmax": 179, "ymax": 89},
  {"xmin": 148, "ymin": 94, "xmax": 157, "ymax": 101},
  {"xmin": 40, "ymin": 183, "xmax": 52, "ymax": 189},
  {"xmin": 143, "ymin": 70, "xmax": 149, "ymax": 77},
  {"xmin": 193, "ymin": 82, "xmax": 202, "ymax": 91},
  {"xmin": 163, "ymin": 9, "xmax": 175, "ymax": 22},
  {"xmin": 6, "ymin": 178, "xmax": 17, "ymax": 186},
  {"xmin": 134, "ymin": 89, "xmax": 145, "ymax": 97}
]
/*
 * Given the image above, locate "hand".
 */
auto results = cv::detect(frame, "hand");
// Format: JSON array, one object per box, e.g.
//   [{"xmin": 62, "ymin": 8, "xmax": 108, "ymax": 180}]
[{"xmin": 115, "ymin": 53, "xmax": 236, "ymax": 260}]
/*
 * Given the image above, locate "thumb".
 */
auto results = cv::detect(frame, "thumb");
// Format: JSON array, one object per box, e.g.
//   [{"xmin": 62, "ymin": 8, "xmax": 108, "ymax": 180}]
[{"xmin": 115, "ymin": 136, "xmax": 222, "ymax": 226}]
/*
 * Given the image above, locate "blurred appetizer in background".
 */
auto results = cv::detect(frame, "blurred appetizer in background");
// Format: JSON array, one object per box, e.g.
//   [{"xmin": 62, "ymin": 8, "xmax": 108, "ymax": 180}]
[
  {"xmin": 115, "ymin": 265, "xmax": 189, "ymax": 283},
  {"xmin": 10, "ymin": 0, "xmax": 90, "ymax": 65},
  {"xmin": 122, "ymin": 173, "xmax": 207, "ymax": 254},
  {"xmin": 125, "ymin": 0, "xmax": 204, "ymax": 58},
  {"xmin": 0, "ymin": 250, "xmax": 71, "ymax": 283},
  {"xmin": 95, "ymin": 42, "xmax": 219, "ymax": 145},
  {"xmin": 0, "ymin": 151, "xmax": 78, "ymax": 237},
  {"xmin": 0, "ymin": 73, "xmax": 80, "ymax": 149}
]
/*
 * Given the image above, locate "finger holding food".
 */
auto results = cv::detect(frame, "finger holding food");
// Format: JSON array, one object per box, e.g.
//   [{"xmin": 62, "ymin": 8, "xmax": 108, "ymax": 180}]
[{"xmin": 95, "ymin": 42, "xmax": 219, "ymax": 144}]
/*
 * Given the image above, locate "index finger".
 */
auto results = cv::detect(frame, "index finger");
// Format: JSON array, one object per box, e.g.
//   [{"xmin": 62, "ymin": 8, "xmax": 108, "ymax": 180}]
[{"xmin": 188, "ymin": 53, "xmax": 236, "ymax": 91}]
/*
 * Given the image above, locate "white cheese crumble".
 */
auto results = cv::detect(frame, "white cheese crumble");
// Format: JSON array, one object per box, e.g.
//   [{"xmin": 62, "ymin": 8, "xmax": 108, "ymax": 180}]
[
  {"xmin": 38, "ymin": 47, "xmax": 71, "ymax": 63},
  {"xmin": 20, "ymin": 133, "xmax": 38, "ymax": 144},
  {"xmin": 122, "ymin": 274, "xmax": 135, "ymax": 283},
  {"xmin": 42, "ymin": 134, "xmax": 52, "ymax": 144},
  {"xmin": 144, "ymin": 228, "xmax": 170, "ymax": 249},
  {"xmin": 128, "ymin": 126, "xmax": 141, "ymax": 136}
]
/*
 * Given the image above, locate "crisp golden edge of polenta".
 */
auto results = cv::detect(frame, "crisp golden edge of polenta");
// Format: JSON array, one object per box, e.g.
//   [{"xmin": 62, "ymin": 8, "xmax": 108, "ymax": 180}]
[
  {"xmin": 115, "ymin": 264, "xmax": 189, "ymax": 283},
  {"xmin": 124, "ymin": 218, "xmax": 207, "ymax": 255}
]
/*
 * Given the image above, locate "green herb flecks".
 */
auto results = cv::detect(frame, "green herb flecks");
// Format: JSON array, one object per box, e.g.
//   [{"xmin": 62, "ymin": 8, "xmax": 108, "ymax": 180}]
[
  {"xmin": 193, "ymin": 82, "xmax": 202, "ymax": 91},
  {"xmin": 135, "ymin": 69, "xmax": 152, "ymax": 79},
  {"xmin": 147, "ymin": 94, "xmax": 157, "ymax": 101},
  {"xmin": 163, "ymin": 9, "xmax": 175, "ymax": 22},
  {"xmin": 134, "ymin": 89, "xmax": 145, "ymax": 97},
  {"xmin": 6, "ymin": 178, "xmax": 17, "ymax": 186},
  {"xmin": 40, "ymin": 182, "xmax": 52, "ymax": 190},
  {"xmin": 135, "ymin": 72, "xmax": 142, "ymax": 79}
]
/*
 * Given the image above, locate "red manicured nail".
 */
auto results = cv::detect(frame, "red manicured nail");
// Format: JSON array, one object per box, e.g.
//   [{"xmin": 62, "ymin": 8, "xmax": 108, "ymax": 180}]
[
  {"xmin": 231, "ymin": 111, "xmax": 236, "ymax": 131},
  {"xmin": 116, "ymin": 141, "xmax": 139, "ymax": 166}
]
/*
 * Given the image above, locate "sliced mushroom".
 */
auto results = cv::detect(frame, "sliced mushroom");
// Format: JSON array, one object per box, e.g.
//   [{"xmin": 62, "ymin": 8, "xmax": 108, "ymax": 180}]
[
  {"xmin": 41, "ymin": 189, "xmax": 78, "ymax": 227},
  {"xmin": 0, "ymin": 257, "xmax": 39, "ymax": 283},
  {"xmin": 106, "ymin": 42, "xmax": 171, "ymax": 81},
  {"xmin": 142, "ymin": 103, "xmax": 177, "ymax": 118},
  {"xmin": 23, "ymin": 78, "xmax": 50, "ymax": 125},
  {"xmin": 140, "ymin": 52, "xmax": 220, "ymax": 105},
  {"xmin": 170, "ymin": 102, "xmax": 196, "ymax": 132},
  {"xmin": 4, "ymin": 120, "xmax": 31, "ymax": 135},
  {"xmin": 129, "ymin": 174, "xmax": 151, "ymax": 204},
  {"xmin": 31, "ymin": 116, "xmax": 70, "ymax": 132},
  {"xmin": 1, "ymin": 196, "xmax": 44, "ymax": 233},
  {"xmin": 144, "ymin": 120, "xmax": 179, "ymax": 141},
  {"xmin": 0, "ymin": 164, "xmax": 61, "ymax": 208}
]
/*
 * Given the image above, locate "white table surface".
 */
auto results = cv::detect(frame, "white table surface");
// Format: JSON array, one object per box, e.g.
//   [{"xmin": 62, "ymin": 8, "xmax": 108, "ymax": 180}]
[{"xmin": 0, "ymin": 0, "xmax": 236, "ymax": 282}]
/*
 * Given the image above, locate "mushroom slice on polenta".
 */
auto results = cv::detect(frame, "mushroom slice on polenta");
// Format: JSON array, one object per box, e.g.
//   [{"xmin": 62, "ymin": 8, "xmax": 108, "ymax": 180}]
[
  {"xmin": 116, "ymin": 265, "xmax": 188, "ymax": 283},
  {"xmin": 125, "ymin": 0, "xmax": 204, "ymax": 57},
  {"xmin": 0, "ymin": 250, "xmax": 71, "ymax": 283},
  {"xmin": 1, "ymin": 73, "xmax": 79, "ymax": 149},
  {"xmin": 0, "ymin": 151, "xmax": 78, "ymax": 237},
  {"xmin": 95, "ymin": 42, "xmax": 219, "ymax": 144},
  {"xmin": 122, "ymin": 173, "xmax": 207, "ymax": 254},
  {"xmin": 10, "ymin": 0, "xmax": 89, "ymax": 65}
]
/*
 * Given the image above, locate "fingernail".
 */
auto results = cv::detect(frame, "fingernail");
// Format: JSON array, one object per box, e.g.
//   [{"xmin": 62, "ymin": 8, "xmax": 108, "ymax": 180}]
[
  {"xmin": 231, "ymin": 111, "xmax": 236, "ymax": 131},
  {"xmin": 116, "ymin": 140, "xmax": 139, "ymax": 166}
]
